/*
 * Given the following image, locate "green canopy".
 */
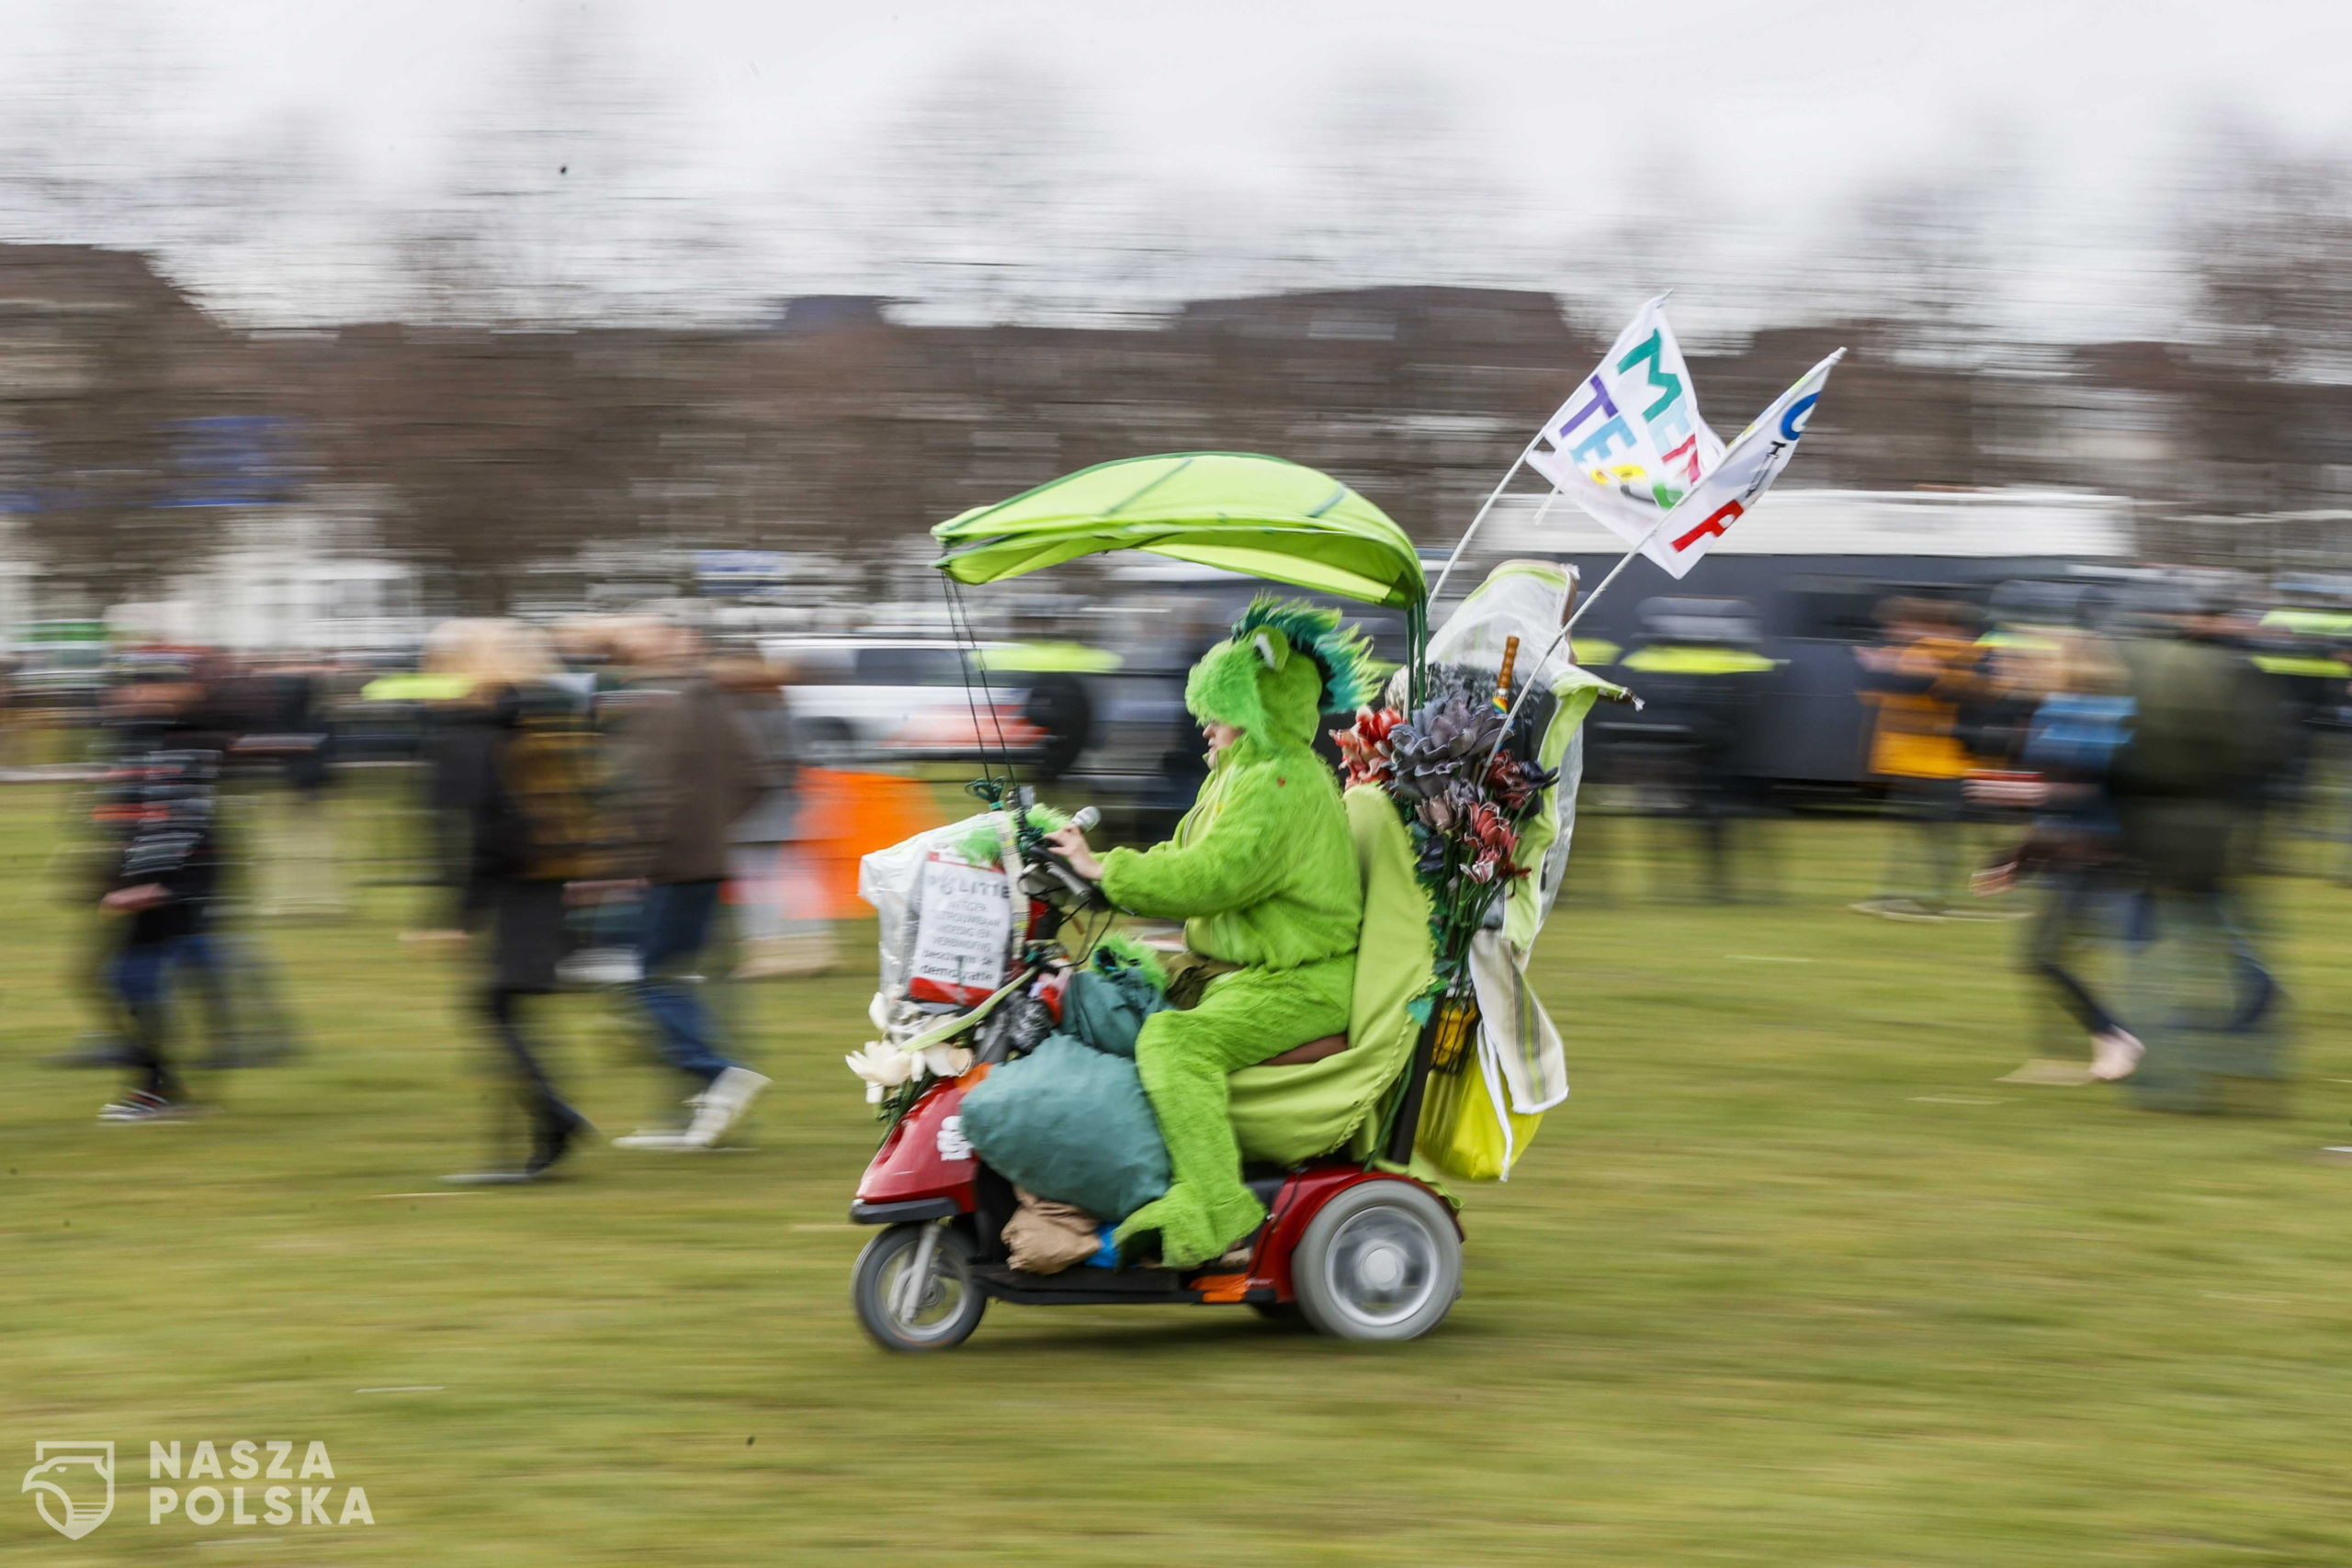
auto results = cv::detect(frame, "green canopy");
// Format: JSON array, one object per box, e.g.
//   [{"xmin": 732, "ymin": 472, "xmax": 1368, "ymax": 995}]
[{"xmin": 933, "ymin": 452, "xmax": 1427, "ymax": 610}]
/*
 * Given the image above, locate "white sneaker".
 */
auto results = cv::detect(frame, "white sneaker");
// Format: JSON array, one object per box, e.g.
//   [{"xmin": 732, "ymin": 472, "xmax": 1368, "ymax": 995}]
[
  {"xmin": 2089, "ymin": 1029, "xmax": 2144, "ymax": 1083},
  {"xmin": 732, "ymin": 933, "xmax": 839, "ymax": 980},
  {"xmin": 606, "ymin": 1114, "xmax": 686, "ymax": 1152},
  {"xmin": 97, "ymin": 1090, "xmax": 201, "ymax": 1122},
  {"xmin": 1996, "ymin": 1058, "xmax": 2098, "ymax": 1087},
  {"xmin": 558, "ymin": 946, "xmax": 644, "ymax": 987},
  {"xmin": 613, "ymin": 1102, "xmax": 698, "ymax": 1150},
  {"xmin": 679, "ymin": 1067, "xmax": 768, "ymax": 1148}
]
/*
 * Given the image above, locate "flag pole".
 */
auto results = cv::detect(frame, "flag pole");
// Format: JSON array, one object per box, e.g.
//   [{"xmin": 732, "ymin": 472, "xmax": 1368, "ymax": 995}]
[
  {"xmin": 1430, "ymin": 436, "xmax": 1540, "ymax": 605},
  {"xmin": 1436, "ymin": 291, "xmax": 1678, "ymax": 604},
  {"xmin": 1480, "ymin": 513, "xmax": 1665, "ymax": 767}
]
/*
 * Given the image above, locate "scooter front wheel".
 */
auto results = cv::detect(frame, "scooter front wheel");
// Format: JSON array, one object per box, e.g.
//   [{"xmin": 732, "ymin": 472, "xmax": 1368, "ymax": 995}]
[{"xmin": 852, "ymin": 1221, "xmax": 985, "ymax": 1351}]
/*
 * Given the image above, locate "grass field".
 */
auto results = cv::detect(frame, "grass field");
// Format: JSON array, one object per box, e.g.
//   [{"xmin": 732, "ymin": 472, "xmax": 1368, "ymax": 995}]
[{"xmin": 4, "ymin": 782, "xmax": 2350, "ymax": 1565}]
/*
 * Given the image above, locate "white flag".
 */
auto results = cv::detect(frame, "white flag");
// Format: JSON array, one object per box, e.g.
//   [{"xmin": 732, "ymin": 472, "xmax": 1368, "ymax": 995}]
[
  {"xmin": 1634, "ymin": 350, "xmax": 1843, "ymax": 579},
  {"xmin": 1526, "ymin": 296, "xmax": 1724, "ymax": 545}
]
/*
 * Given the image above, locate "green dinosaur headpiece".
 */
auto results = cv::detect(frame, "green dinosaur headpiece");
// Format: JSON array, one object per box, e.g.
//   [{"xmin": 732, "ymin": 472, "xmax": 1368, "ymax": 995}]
[{"xmin": 1183, "ymin": 597, "xmax": 1376, "ymax": 747}]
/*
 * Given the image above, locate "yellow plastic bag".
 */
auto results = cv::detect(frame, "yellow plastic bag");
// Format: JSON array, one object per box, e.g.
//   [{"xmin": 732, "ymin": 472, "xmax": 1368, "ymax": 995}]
[{"xmin": 1413, "ymin": 1001, "xmax": 1544, "ymax": 1183}]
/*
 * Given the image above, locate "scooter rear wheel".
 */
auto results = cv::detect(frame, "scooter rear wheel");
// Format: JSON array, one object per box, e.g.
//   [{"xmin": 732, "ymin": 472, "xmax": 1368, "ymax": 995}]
[
  {"xmin": 1290, "ymin": 1180, "xmax": 1461, "ymax": 1342},
  {"xmin": 852, "ymin": 1222, "xmax": 984, "ymax": 1351}
]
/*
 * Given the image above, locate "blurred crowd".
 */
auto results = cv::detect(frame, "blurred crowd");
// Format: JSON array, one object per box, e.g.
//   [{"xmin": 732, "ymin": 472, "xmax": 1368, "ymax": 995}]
[
  {"xmin": 1858, "ymin": 581, "xmax": 2303, "ymax": 1111},
  {"xmin": 1580, "ymin": 573, "xmax": 2344, "ymax": 1113},
  {"xmin": 31, "ymin": 616, "xmax": 841, "ymax": 1182},
  {"xmin": 14, "ymin": 570, "xmax": 2348, "ymax": 1176}
]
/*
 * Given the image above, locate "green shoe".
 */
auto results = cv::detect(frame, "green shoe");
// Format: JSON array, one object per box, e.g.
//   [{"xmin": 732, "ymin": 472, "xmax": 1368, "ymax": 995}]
[{"xmin": 1115, "ymin": 1184, "xmax": 1269, "ymax": 1271}]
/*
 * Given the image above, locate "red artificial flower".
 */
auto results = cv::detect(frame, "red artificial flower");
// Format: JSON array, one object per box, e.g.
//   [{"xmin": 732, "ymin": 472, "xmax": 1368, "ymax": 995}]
[
  {"xmin": 1484, "ymin": 751, "xmax": 1528, "ymax": 813},
  {"xmin": 1333, "ymin": 705, "xmax": 1402, "ymax": 787},
  {"xmin": 1464, "ymin": 801, "xmax": 1522, "ymax": 883}
]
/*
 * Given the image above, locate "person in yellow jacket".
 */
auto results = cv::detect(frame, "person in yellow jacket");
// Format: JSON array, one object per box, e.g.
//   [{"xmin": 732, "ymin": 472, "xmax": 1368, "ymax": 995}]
[{"xmin": 1853, "ymin": 597, "xmax": 1986, "ymax": 919}]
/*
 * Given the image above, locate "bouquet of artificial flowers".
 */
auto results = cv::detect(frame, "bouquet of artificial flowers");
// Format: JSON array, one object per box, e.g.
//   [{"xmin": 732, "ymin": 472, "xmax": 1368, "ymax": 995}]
[{"xmin": 1330, "ymin": 651, "xmax": 1558, "ymax": 965}]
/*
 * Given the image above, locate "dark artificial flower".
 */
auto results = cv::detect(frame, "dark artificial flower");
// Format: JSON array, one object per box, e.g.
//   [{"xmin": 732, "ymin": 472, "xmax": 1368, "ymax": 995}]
[
  {"xmin": 1485, "ymin": 751, "xmax": 1561, "ymax": 817},
  {"xmin": 1414, "ymin": 780, "xmax": 1481, "ymax": 837},
  {"xmin": 1388, "ymin": 695, "xmax": 1507, "ymax": 801}
]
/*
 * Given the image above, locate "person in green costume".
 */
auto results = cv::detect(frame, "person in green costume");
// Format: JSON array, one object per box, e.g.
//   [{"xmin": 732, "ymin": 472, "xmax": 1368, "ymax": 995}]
[{"xmin": 1047, "ymin": 599, "xmax": 1371, "ymax": 1269}]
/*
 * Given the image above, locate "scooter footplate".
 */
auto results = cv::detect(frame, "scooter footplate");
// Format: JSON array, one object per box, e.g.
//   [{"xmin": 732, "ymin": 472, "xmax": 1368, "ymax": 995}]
[{"xmin": 970, "ymin": 1262, "xmax": 1196, "ymax": 1306}]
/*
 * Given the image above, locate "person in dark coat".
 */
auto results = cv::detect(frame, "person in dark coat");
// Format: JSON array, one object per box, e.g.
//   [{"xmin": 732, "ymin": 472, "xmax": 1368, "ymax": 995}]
[
  {"xmin": 608, "ymin": 622, "xmax": 771, "ymax": 1151},
  {"xmin": 1615, "ymin": 597, "xmax": 1777, "ymax": 903},
  {"xmin": 428, "ymin": 619, "xmax": 608, "ymax": 1183},
  {"xmin": 711, "ymin": 655, "xmax": 836, "ymax": 980},
  {"xmin": 2110, "ymin": 586, "xmax": 2290, "ymax": 1112},
  {"xmin": 91, "ymin": 663, "xmax": 231, "ymax": 1121}
]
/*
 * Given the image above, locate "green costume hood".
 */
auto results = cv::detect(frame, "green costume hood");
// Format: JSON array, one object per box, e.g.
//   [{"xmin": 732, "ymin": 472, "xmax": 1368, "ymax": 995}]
[{"xmin": 1183, "ymin": 598, "xmax": 1375, "ymax": 748}]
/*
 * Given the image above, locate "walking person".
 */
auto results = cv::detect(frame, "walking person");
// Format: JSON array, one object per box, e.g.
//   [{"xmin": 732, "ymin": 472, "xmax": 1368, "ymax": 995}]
[
  {"xmin": 711, "ymin": 655, "xmax": 836, "ymax": 980},
  {"xmin": 245, "ymin": 653, "xmax": 347, "ymax": 920},
  {"xmin": 1853, "ymin": 597, "xmax": 1983, "ymax": 919},
  {"xmin": 47, "ymin": 671, "xmax": 229, "ymax": 1072},
  {"xmin": 92, "ymin": 659, "xmax": 230, "ymax": 1122},
  {"xmin": 1971, "ymin": 632, "xmax": 2143, "ymax": 1085},
  {"xmin": 1617, "ymin": 598, "xmax": 1777, "ymax": 903},
  {"xmin": 608, "ymin": 622, "xmax": 771, "ymax": 1151},
  {"xmin": 429, "ymin": 620, "xmax": 604, "ymax": 1184},
  {"xmin": 2109, "ymin": 586, "xmax": 2290, "ymax": 1114}
]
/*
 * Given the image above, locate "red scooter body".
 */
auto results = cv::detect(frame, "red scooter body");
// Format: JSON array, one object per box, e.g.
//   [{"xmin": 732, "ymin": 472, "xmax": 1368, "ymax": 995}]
[
  {"xmin": 852, "ymin": 1070, "xmax": 986, "ymax": 1220},
  {"xmin": 851, "ymin": 1068, "xmax": 1452, "ymax": 1310}
]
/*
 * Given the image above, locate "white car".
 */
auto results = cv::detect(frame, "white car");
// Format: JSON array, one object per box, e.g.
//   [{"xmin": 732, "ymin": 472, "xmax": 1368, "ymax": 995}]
[{"xmin": 758, "ymin": 637, "xmax": 1034, "ymax": 763}]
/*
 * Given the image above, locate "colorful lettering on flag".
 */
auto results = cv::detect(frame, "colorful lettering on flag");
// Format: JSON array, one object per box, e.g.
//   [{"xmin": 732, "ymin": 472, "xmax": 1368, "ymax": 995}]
[
  {"xmin": 1526, "ymin": 296, "xmax": 1724, "ymax": 537},
  {"xmin": 1528, "ymin": 297, "xmax": 1841, "ymax": 579}
]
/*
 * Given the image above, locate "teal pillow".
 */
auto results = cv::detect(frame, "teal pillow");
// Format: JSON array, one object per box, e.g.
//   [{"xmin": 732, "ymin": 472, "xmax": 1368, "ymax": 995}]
[{"xmin": 959, "ymin": 1034, "xmax": 1171, "ymax": 1224}]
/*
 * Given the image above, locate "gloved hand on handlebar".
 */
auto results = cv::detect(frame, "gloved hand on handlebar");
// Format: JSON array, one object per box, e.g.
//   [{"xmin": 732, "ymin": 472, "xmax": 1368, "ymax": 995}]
[{"xmin": 1044, "ymin": 825, "xmax": 1102, "ymax": 883}]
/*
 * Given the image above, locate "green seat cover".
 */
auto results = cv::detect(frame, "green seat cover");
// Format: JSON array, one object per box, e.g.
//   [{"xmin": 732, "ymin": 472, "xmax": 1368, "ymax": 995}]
[{"xmin": 1228, "ymin": 785, "xmax": 1435, "ymax": 1167}]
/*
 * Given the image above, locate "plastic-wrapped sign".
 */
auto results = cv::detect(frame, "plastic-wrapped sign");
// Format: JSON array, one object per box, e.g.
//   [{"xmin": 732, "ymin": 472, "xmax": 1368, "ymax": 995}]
[{"xmin": 906, "ymin": 852, "xmax": 1012, "ymax": 1006}]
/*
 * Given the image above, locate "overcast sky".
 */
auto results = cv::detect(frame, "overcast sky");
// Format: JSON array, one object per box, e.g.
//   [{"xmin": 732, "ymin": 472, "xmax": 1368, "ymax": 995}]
[{"xmin": 2, "ymin": 0, "xmax": 2346, "ymax": 335}]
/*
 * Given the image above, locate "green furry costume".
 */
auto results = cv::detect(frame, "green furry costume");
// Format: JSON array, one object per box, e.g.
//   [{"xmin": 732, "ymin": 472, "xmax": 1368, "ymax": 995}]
[{"xmin": 1099, "ymin": 601, "xmax": 1372, "ymax": 1269}]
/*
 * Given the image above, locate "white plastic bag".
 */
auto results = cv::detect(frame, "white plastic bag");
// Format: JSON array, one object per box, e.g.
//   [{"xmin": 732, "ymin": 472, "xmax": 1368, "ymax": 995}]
[{"xmin": 854, "ymin": 811, "xmax": 1021, "ymax": 1080}]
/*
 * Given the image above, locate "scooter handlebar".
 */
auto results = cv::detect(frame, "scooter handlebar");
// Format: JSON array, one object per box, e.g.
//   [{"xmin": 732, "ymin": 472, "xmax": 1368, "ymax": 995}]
[{"xmin": 1027, "ymin": 805, "xmax": 1103, "ymax": 905}]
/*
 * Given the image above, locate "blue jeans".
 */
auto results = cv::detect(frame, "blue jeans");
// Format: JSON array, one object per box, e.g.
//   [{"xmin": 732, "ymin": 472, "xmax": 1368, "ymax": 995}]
[
  {"xmin": 111, "ymin": 933, "xmax": 218, "ymax": 1098},
  {"xmin": 629, "ymin": 880, "xmax": 739, "ymax": 1085},
  {"xmin": 111, "ymin": 932, "xmax": 219, "ymax": 1010}
]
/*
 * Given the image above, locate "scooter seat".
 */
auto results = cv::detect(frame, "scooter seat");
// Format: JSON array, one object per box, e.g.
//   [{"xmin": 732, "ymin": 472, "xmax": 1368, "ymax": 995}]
[{"xmin": 1256, "ymin": 1033, "xmax": 1348, "ymax": 1068}]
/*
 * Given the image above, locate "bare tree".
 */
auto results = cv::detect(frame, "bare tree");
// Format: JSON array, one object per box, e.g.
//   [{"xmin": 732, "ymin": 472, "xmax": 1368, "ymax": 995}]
[
  {"xmin": 390, "ymin": 6, "xmax": 750, "ymax": 328},
  {"xmin": 2169, "ymin": 127, "xmax": 2352, "ymax": 521},
  {"xmin": 831, "ymin": 52, "xmax": 1127, "ymax": 324},
  {"xmin": 1291, "ymin": 65, "xmax": 1519, "ymax": 292}
]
